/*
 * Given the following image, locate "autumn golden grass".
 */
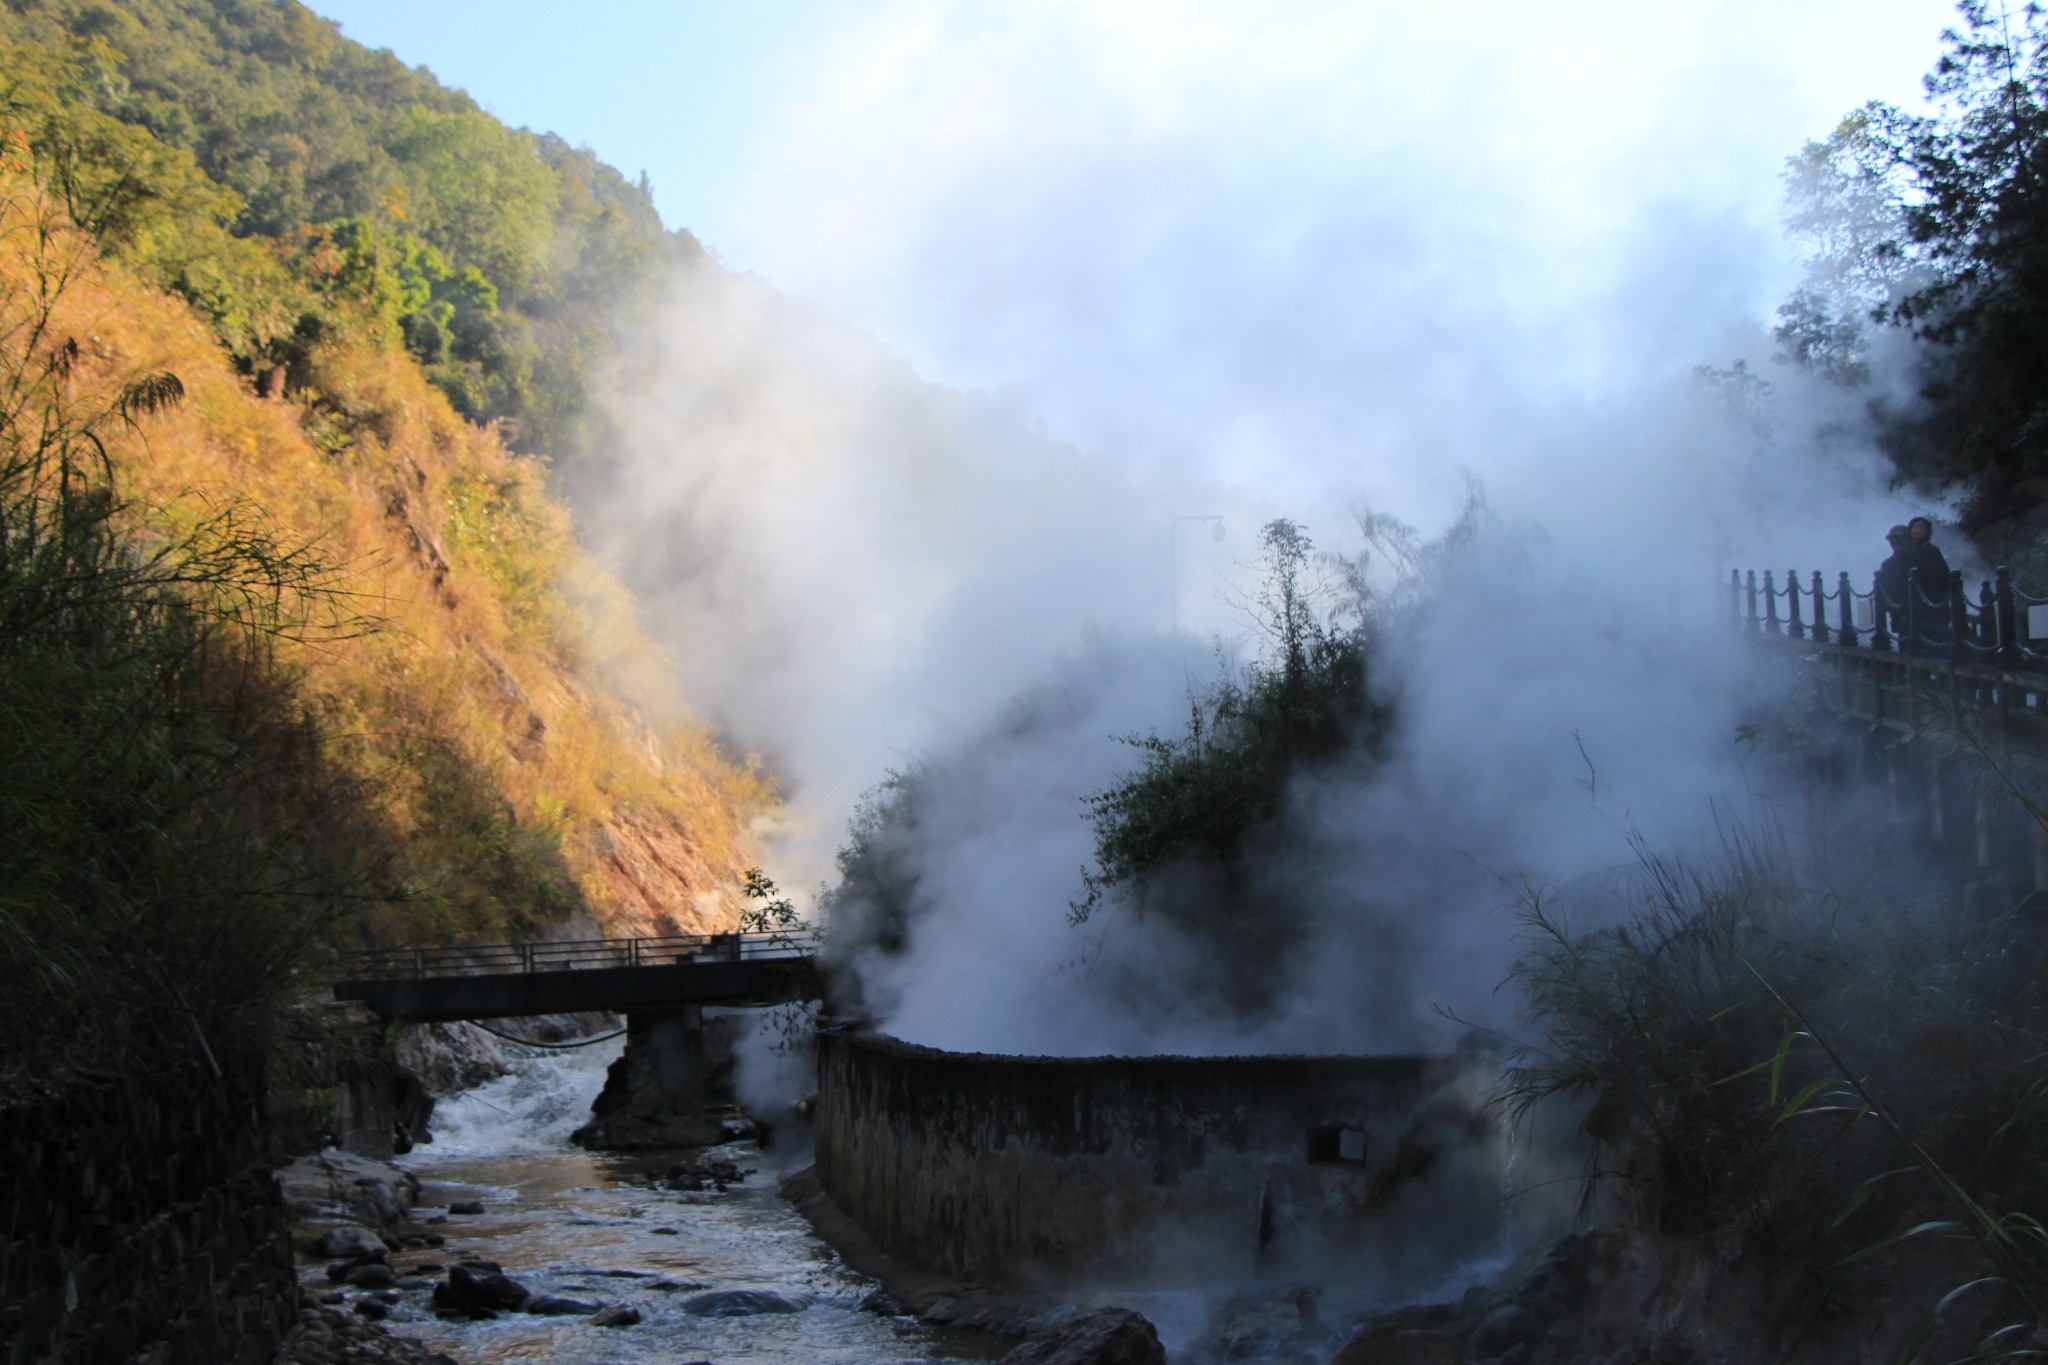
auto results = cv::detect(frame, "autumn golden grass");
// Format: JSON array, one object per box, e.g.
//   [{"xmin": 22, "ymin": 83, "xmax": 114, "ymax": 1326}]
[{"xmin": 11, "ymin": 172, "xmax": 772, "ymax": 945}]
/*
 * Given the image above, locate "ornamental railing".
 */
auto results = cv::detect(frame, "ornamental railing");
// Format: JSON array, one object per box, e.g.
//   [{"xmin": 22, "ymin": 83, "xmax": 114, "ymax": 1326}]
[
  {"xmin": 1730, "ymin": 562, "xmax": 2048, "ymax": 733},
  {"xmin": 1729, "ymin": 565, "xmax": 2048, "ymax": 662},
  {"xmin": 337, "ymin": 929, "xmax": 819, "ymax": 981}
]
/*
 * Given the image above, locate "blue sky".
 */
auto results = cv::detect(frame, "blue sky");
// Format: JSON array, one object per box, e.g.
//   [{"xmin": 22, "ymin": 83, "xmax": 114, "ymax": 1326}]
[
  {"xmin": 309, "ymin": 1, "xmax": 844, "ymax": 254},
  {"xmin": 311, "ymin": 2, "xmax": 1956, "ymax": 267}
]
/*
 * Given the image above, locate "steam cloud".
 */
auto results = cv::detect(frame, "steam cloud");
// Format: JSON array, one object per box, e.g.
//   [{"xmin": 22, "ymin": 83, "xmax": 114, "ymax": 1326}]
[{"xmin": 576, "ymin": 2, "xmax": 1962, "ymax": 1061}]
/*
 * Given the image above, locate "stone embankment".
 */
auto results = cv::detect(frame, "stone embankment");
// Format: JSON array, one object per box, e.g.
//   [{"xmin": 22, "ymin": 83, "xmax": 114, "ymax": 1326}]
[{"xmin": 0, "ymin": 1062, "xmax": 299, "ymax": 1365}]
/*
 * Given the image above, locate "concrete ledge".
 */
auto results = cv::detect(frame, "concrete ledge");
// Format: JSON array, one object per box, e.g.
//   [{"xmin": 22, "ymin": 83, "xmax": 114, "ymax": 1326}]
[{"xmin": 814, "ymin": 1031, "xmax": 1505, "ymax": 1288}]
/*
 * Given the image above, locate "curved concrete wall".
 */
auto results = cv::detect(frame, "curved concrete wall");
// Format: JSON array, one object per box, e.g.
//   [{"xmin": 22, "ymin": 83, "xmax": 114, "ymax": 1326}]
[{"xmin": 814, "ymin": 1031, "xmax": 1504, "ymax": 1288}]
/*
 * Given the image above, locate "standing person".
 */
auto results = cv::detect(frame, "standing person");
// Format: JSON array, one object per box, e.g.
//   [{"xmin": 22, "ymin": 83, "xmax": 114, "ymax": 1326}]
[
  {"xmin": 1908, "ymin": 516, "xmax": 1954, "ymax": 643},
  {"xmin": 1907, "ymin": 516, "xmax": 1952, "ymax": 589},
  {"xmin": 1877, "ymin": 525, "xmax": 1915, "ymax": 636}
]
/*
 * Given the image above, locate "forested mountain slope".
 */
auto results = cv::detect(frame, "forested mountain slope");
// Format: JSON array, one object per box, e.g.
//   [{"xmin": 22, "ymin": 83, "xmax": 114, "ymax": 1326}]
[
  {"xmin": 0, "ymin": 1, "xmax": 767, "ymax": 1084},
  {"xmin": 0, "ymin": 0, "xmax": 683, "ymax": 464}
]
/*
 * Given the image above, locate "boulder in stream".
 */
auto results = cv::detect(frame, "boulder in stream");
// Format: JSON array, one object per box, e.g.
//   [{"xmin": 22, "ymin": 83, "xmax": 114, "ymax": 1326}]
[
  {"xmin": 681, "ymin": 1288, "xmax": 805, "ymax": 1316},
  {"xmin": 998, "ymin": 1307, "xmax": 1167, "ymax": 1365},
  {"xmin": 313, "ymin": 1226, "xmax": 388, "ymax": 1259},
  {"xmin": 524, "ymin": 1294, "xmax": 599, "ymax": 1316},
  {"xmin": 433, "ymin": 1260, "xmax": 530, "ymax": 1314}
]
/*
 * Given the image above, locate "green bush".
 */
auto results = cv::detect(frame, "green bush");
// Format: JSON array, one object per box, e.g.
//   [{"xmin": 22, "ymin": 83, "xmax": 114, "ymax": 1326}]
[
  {"xmin": 1072, "ymin": 518, "xmax": 1384, "ymax": 927},
  {"xmin": 1502, "ymin": 818, "xmax": 2048, "ymax": 1302}
]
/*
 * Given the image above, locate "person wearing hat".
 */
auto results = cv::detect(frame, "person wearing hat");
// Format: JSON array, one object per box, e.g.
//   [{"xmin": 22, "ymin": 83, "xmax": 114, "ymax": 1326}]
[
  {"xmin": 1907, "ymin": 516, "xmax": 1955, "ymax": 645},
  {"xmin": 1907, "ymin": 517, "xmax": 1953, "ymax": 599},
  {"xmin": 1877, "ymin": 525, "xmax": 1915, "ymax": 638}
]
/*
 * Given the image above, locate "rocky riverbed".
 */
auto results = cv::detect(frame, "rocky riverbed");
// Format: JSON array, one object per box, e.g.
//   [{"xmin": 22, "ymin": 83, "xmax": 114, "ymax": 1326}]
[{"xmin": 266, "ymin": 1031, "xmax": 1526, "ymax": 1365}]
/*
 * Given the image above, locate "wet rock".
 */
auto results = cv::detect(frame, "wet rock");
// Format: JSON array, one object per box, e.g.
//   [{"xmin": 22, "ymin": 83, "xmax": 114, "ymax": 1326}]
[
  {"xmin": 395, "ymin": 1277, "xmax": 434, "ymax": 1291},
  {"xmin": 999, "ymin": 1307, "xmax": 1166, "ymax": 1365},
  {"xmin": 446, "ymin": 1200, "xmax": 486, "ymax": 1215},
  {"xmin": 276, "ymin": 1297, "xmax": 462, "ymax": 1365},
  {"xmin": 353, "ymin": 1299, "xmax": 389, "ymax": 1321},
  {"xmin": 651, "ymin": 1279, "xmax": 709, "ymax": 1292},
  {"xmin": 660, "ymin": 1157, "xmax": 753, "ymax": 1191},
  {"xmin": 327, "ymin": 1254, "xmax": 385, "ymax": 1282},
  {"xmin": 860, "ymin": 1288, "xmax": 905, "ymax": 1315},
  {"xmin": 524, "ymin": 1294, "xmax": 600, "ymax": 1316},
  {"xmin": 681, "ymin": 1288, "xmax": 805, "ymax": 1316},
  {"xmin": 395, "ymin": 1020, "xmax": 510, "ymax": 1093},
  {"xmin": 315, "ymin": 1226, "xmax": 389, "ymax": 1259},
  {"xmin": 1467, "ymin": 1305, "xmax": 1540, "ymax": 1362},
  {"xmin": 587, "ymin": 1304, "xmax": 643, "ymax": 1327},
  {"xmin": 433, "ymin": 1260, "xmax": 530, "ymax": 1314},
  {"xmin": 278, "ymin": 1149, "xmax": 421, "ymax": 1235},
  {"xmin": 1329, "ymin": 1325, "xmax": 1464, "ymax": 1365},
  {"xmin": 347, "ymin": 1262, "xmax": 397, "ymax": 1289},
  {"xmin": 650, "ymin": 1226, "xmax": 680, "ymax": 1235}
]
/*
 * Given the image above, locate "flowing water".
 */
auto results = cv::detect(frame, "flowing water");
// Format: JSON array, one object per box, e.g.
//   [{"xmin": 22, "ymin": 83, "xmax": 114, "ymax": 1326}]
[
  {"xmin": 336, "ymin": 1038, "xmax": 1005, "ymax": 1365},
  {"xmin": 327, "ymin": 1039, "xmax": 1513, "ymax": 1364}
]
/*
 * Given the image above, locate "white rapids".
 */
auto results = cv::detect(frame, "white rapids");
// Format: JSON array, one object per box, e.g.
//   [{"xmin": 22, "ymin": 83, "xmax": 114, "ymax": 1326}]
[{"xmin": 361, "ymin": 1037, "xmax": 1001, "ymax": 1365}]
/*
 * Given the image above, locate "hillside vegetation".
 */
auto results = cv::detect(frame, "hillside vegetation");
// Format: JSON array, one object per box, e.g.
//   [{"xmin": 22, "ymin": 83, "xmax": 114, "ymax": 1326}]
[
  {"xmin": 0, "ymin": 0, "xmax": 683, "ymax": 464},
  {"xmin": 0, "ymin": 3, "xmax": 768, "ymax": 1085}
]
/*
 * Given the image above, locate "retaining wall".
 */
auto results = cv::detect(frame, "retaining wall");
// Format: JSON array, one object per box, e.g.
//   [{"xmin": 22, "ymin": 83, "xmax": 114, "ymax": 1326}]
[
  {"xmin": 814, "ymin": 1031, "xmax": 1504, "ymax": 1287},
  {"xmin": 0, "ymin": 1063, "xmax": 297, "ymax": 1364}
]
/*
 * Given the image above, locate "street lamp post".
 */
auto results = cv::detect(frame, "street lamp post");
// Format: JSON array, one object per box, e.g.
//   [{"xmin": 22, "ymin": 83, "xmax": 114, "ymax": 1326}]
[{"xmin": 1171, "ymin": 515, "xmax": 1225, "ymax": 634}]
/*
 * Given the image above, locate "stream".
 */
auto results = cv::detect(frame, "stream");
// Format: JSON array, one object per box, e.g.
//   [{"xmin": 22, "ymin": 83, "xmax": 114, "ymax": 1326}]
[
  {"xmin": 322, "ymin": 1036, "xmax": 1508, "ymax": 1364},
  {"xmin": 322, "ymin": 1037, "xmax": 1006, "ymax": 1365}
]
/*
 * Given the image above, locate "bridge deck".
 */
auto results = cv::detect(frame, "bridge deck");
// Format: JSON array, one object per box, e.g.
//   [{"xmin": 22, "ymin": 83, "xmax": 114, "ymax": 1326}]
[{"xmin": 332, "ymin": 932, "xmax": 822, "ymax": 1021}]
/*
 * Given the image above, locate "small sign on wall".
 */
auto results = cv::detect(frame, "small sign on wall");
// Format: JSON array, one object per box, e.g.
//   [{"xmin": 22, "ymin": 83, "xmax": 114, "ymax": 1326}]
[
  {"xmin": 2031, "ymin": 604, "xmax": 2048, "ymax": 640},
  {"xmin": 1855, "ymin": 597, "xmax": 1877, "ymax": 631}
]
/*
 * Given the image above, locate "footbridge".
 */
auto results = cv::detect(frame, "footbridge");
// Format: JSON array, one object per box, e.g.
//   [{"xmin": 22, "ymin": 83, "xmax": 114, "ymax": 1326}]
[
  {"xmin": 1735, "ymin": 561, "xmax": 2048, "ymax": 911},
  {"xmin": 332, "ymin": 930, "xmax": 824, "ymax": 1150},
  {"xmin": 1732, "ymin": 563, "xmax": 2048, "ymax": 743},
  {"xmin": 332, "ymin": 930, "xmax": 823, "ymax": 1022}
]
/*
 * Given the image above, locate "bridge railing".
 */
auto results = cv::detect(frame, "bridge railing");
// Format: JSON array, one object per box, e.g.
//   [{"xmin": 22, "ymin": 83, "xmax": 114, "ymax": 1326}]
[
  {"xmin": 1727, "ymin": 565, "xmax": 2048, "ymax": 660},
  {"xmin": 1730, "ymin": 563, "xmax": 2048, "ymax": 725},
  {"xmin": 338, "ymin": 929, "xmax": 820, "ymax": 981}
]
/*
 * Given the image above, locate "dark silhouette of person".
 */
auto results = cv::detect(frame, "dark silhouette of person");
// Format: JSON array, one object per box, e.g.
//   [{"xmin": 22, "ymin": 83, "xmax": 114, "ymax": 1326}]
[
  {"xmin": 1877, "ymin": 525, "xmax": 1914, "ymax": 636},
  {"xmin": 1907, "ymin": 515, "xmax": 1954, "ymax": 644},
  {"xmin": 1907, "ymin": 517, "xmax": 1952, "ymax": 593}
]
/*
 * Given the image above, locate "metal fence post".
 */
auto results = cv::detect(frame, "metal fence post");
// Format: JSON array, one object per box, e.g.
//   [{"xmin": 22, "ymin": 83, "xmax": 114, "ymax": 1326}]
[
  {"xmin": 1904, "ymin": 568, "xmax": 1920, "ymax": 658},
  {"xmin": 1999, "ymin": 566, "xmax": 2020, "ymax": 664}
]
